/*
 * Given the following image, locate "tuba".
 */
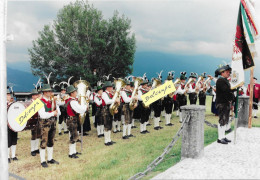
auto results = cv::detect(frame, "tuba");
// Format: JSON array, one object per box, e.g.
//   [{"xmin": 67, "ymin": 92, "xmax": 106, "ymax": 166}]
[
  {"xmin": 129, "ymin": 77, "xmax": 143, "ymax": 111},
  {"xmin": 109, "ymin": 78, "xmax": 126, "ymax": 116},
  {"xmin": 73, "ymin": 80, "xmax": 91, "ymax": 125},
  {"xmin": 169, "ymin": 78, "xmax": 181, "ymax": 98}
]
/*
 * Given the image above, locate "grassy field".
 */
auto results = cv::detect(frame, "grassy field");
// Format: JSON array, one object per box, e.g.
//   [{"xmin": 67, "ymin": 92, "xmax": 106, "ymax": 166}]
[{"xmin": 9, "ymin": 96, "xmax": 260, "ymax": 180}]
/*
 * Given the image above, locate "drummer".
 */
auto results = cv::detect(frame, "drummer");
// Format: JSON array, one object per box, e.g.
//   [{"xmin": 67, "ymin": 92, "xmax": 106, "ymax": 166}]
[
  {"xmin": 7, "ymin": 88, "xmax": 18, "ymax": 163},
  {"xmin": 29, "ymin": 89, "xmax": 41, "ymax": 156}
]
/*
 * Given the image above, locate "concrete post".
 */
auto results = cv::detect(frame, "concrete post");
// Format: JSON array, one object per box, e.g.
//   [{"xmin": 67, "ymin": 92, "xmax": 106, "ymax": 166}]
[
  {"xmin": 237, "ymin": 96, "xmax": 249, "ymax": 128},
  {"xmin": 181, "ymin": 105, "xmax": 205, "ymax": 159}
]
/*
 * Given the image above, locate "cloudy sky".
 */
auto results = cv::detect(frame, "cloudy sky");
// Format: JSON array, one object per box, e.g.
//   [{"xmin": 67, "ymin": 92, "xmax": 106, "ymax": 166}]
[{"xmin": 6, "ymin": 0, "xmax": 260, "ymax": 75}]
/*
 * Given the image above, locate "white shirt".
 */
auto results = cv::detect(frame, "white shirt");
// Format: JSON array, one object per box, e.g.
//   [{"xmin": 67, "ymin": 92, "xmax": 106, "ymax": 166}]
[
  {"xmin": 70, "ymin": 97, "xmax": 87, "ymax": 115},
  {"xmin": 102, "ymin": 91, "xmax": 114, "ymax": 105},
  {"xmin": 94, "ymin": 95, "xmax": 102, "ymax": 106},
  {"xmin": 121, "ymin": 90, "xmax": 132, "ymax": 103},
  {"xmin": 175, "ymin": 83, "xmax": 186, "ymax": 95},
  {"xmin": 187, "ymin": 83, "xmax": 196, "ymax": 93},
  {"xmin": 38, "ymin": 96, "xmax": 55, "ymax": 119}
]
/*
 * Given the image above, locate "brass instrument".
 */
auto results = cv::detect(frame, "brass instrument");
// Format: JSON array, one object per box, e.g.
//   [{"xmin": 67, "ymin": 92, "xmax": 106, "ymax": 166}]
[
  {"xmin": 73, "ymin": 80, "xmax": 91, "ymax": 125},
  {"xmin": 109, "ymin": 78, "xmax": 126, "ymax": 116},
  {"xmin": 184, "ymin": 78, "xmax": 194, "ymax": 95},
  {"xmin": 195, "ymin": 76, "xmax": 203, "ymax": 94},
  {"xmin": 142, "ymin": 87, "xmax": 150, "ymax": 109},
  {"xmin": 50, "ymin": 94, "xmax": 57, "ymax": 112},
  {"xmin": 129, "ymin": 77, "xmax": 143, "ymax": 111},
  {"xmin": 203, "ymin": 77, "xmax": 212, "ymax": 92},
  {"xmin": 169, "ymin": 78, "xmax": 180, "ymax": 98}
]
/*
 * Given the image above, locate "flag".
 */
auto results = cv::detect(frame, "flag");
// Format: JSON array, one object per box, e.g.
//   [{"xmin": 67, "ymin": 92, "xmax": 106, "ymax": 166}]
[{"xmin": 230, "ymin": 1, "xmax": 258, "ymax": 89}]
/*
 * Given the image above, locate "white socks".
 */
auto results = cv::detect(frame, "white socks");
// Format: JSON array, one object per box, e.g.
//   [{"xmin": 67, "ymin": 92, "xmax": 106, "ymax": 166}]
[
  {"xmin": 177, "ymin": 110, "xmax": 179, "ymax": 117},
  {"xmin": 117, "ymin": 121, "xmax": 121, "ymax": 131},
  {"xmin": 218, "ymin": 124, "xmax": 225, "ymax": 140},
  {"xmin": 123, "ymin": 125, "xmax": 127, "ymax": 137},
  {"xmin": 69, "ymin": 144, "xmax": 73, "ymax": 155},
  {"xmin": 179, "ymin": 112, "xmax": 182, "ymax": 123},
  {"xmin": 8, "ymin": 148, "xmax": 10, "ymax": 159},
  {"xmin": 113, "ymin": 121, "xmax": 117, "ymax": 132},
  {"xmin": 11, "ymin": 145, "xmax": 16, "ymax": 158},
  {"xmin": 140, "ymin": 123, "xmax": 144, "ymax": 132},
  {"xmin": 58, "ymin": 124, "xmax": 62, "ymax": 133},
  {"xmin": 31, "ymin": 139, "xmax": 40, "ymax": 152},
  {"xmin": 127, "ymin": 124, "xmax": 132, "ymax": 135},
  {"xmin": 101, "ymin": 125, "xmax": 104, "ymax": 134},
  {"xmin": 40, "ymin": 148, "xmax": 46, "ymax": 163},
  {"xmin": 47, "ymin": 147, "xmax": 53, "ymax": 161},
  {"xmin": 97, "ymin": 126, "xmax": 101, "ymax": 135},
  {"xmin": 92, "ymin": 116, "xmax": 95, "ymax": 124},
  {"xmin": 165, "ymin": 114, "xmax": 172, "ymax": 124},
  {"xmin": 73, "ymin": 143, "xmax": 76, "ymax": 154},
  {"xmin": 104, "ymin": 131, "xmax": 108, "ymax": 143},
  {"xmin": 121, "ymin": 115, "xmax": 125, "ymax": 125},
  {"xmin": 132, "ymin": 119, "xmax": 135, "ymax": 127},
  {"xmin": 63, "ymin": 121, "xmax": 68, "ymax": 132},
  {"xmin": 108, "ymin": 130, "xmax": 111, "ymax": 142},
  {"xmin": 143, "ymin": 123, "xmax": 147, "ymax": 131},
  {"xmin": 154, "ymin": 117, "xmax": 160, "ymax": 127},
  {"xmin": 253, "ymin": 109, "xmax": 258, "ymax": 117},
  {"xmin": 226, "ymin": 121, "xmax": 231, "ymax": 131}
]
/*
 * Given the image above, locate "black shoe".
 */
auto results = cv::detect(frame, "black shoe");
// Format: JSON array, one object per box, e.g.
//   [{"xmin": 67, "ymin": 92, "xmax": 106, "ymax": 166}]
[
  {"xmin": 132, "ymin": 126, "xmax": 137, "ymax": 129},
  {"xmin": 166, "ymin": 123, "xmax": 174, "ymax": 126},
  {"xmin": 144, "ymin": 130, "xmax": 150, "ymax": 133},
  {"xmin": 12, "ymin": 157, "xmax": 18, "ymax": 161},
  {"xmin": 47, "ymin": 159, "xmax": 59, "ymax": 164},
  {"xmin": 159, "ymin": 120, "xmax": 162, "ymax": 122},
  {"xmin": 59, "ymin": 132, "xmax": 62, "ymax": 136},
  {"xmin": 83, "ymin": 132, "xmax": 88, "ymax": 136},
  {"xmin": 75, "ymin": 152, "xmax": 82, "ymax": 155},
  {"xmin": 225, "ymin": 128, "xmax": 232, "ymax": 133},
  {"xmin": 76, "ymin": 139, "xmax": 81, "ymax": 143},
  {"xmin": 113, "ymin": 131, "xmax": 117, "ymax": 133},
  {"xmin": 107, "ymin": 142, "xmax": 113, "ymax": 145},
  {"xmin": 101, "ymin": 134, "xmax": 104, "ymax": 137},
  {"xmin": 41, "ymin": 161, "xmax": 48, "ymax": 168},
  {"xmin": 122, "ymin": 136, "xmax": 129, "ymax": 139},
  {"xmin": 159, "ymin": 126, "xmax": 163, "ymax": 129},
  {"xmin": 254, "ymin": 116, "xmax": 258, "ymax": 119},
  {"xmin": 117, "ymin": 130, "xmax": 122, "ymax": 132},
  {"xmin": 217, "ymin": 139, "xmax": 228, "ymax": 144},
  {"xmin": 35, "ymin": 149, "xmax": 40, "ymax": 154},
  {"xmin": 147, "ymin": 123, "xmax": 151, "ymax": 126},
  {"xmin": 98, "ymin": 135, "xmax": 102, "ymax": 138},
  {"xmin": 69, "ymin": 154, "xmax": 79, "ymax": 159},
  {"xmin": 64, "ymin": 131, "xmax": 69, "ymax": 134},
  {"xmin": 110, "ymin": 141, "xmax": 116, "ymax": 144},
  {"xmin": 128, "ymin": 134, "xmax": 136, "ymax": 138},
  {"xmin": 31, "ymin": 151, "xmax": 36, "ymax": 156},
  {"xmin": 140, "ymin": 131, "xmax": 146, "ymax": 134},
  {"xmin": 104, "ymin": 143, "xmax": 111, "ymax": 146},
  {"xmin": 154, "ymin": 127, "xmax": 160, "ymax": 130},
  {"xmin": 8, "ymin": 158, "xmax": 11, "ymax": 163},
  {"xmin": 224, "ymin": 137, "xmax": 231, "ymax": 143}
]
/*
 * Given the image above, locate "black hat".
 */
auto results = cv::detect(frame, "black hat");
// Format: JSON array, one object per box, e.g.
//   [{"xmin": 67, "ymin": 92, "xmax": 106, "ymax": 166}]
[
  {"xmin": 215, "ymin": 64, "xmax": 232, "ymax": 77},
  {"xmin": 189, "ymin": 72, "xmax": 197, "ymax": 79},
  {"xmin": 31, "ymin": 89, "xmax": 39, "ymax": 95},
  {"xmin": 130, "ymin": 82, "xmax": 134, "ymax": 87},
  {"xmin": 66, "ymin": 85, "xmax": 77, "ymax": 94},
  {"xmin": 180, "ymin": 72, "xmax": 187, "ymax": 80},
  {"xmin": 60, "ymin": 85, "xmax": 66, "ymax": 91},
  {"xmin": 253, "ymin": 77, "xmax": 257, "ymax": 80},
  {"xmin": 96, "ymin": 86, "xmax": 103, "ymax": 92}
]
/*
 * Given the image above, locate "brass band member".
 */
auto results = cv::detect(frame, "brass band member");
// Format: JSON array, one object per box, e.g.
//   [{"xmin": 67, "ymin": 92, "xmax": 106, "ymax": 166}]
[
  {"xmin": 215, "ymin": 65, "xmax": 234, "ymax": 144},
  {"xmin": 94, "ymin": 86, "xmax": 104, "ymax": 138},
  {"xmin": 198, "ymin": 73, "xmax": 208, "ymax": 105},
  {"xmin": 57, "ymin": 85, "xmax": 69, "ymax": 135},
  {"xmin": 187, "ymin": 72, "xmax": 198, "ymax": 105},
  {"xmin": 30, "ymin": 89, "xmax": 41, "ymax": 156},
  {"xmin": 175, "ymin": 72, "xmax": 188, "ymax": 123},
  {"xmin": 138, "ymin": 80, "xmax": 150, "ymax": 134},
  {"xmin": 121, "ymin": 80, "xmax": 137, "ymax": 139},
  {"xmin": 7, "ymin": 88, "xmax": 18, "ymax": 163},
  {"xmin": 38, "ymin": 84, "xmax": 59, "ymax": 168},
  {"xmin": 102, "ymin": 81, "xmax": 120, "ymax": 146},
  {"xmin": 164, "ymin": 73, "xmax": 175, "ymax": 126},
  {"xmin": 65, "ymin": 85, "xmax": 88, "ymax": 158}
]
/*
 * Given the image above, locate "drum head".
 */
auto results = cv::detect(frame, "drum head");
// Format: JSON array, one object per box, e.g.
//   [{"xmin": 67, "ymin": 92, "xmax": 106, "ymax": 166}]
[{"xmin": 8, "ymin": 102, "xmax": 27, "ymax": 132}]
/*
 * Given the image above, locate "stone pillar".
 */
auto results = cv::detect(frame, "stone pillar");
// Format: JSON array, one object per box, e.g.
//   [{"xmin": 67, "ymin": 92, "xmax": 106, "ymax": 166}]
[
  {"xmin": 181, "ymin": 105, "xmax": 205, "ymax": 159},
  {"xmin": 237, "ymin": 96, "xmax": 249, "ymax": 128}
]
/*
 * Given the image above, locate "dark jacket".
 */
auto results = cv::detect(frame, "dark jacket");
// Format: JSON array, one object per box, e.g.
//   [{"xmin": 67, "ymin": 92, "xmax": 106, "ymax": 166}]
[{"xmin": 216, "ymin": 77, "xmax": 234, "ymax": 105}]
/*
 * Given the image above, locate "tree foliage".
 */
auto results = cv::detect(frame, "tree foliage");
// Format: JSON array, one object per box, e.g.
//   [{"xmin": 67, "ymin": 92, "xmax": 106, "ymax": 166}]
[{"xmin": 29, "ymin": 0, "xmax": 136, "ymax": 86}]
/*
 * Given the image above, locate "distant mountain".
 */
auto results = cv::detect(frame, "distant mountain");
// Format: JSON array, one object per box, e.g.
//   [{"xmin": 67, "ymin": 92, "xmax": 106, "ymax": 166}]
[
  {"xmin": 7, "ymin": 67, "xmax": 38, "ymax": 92},
  {"xmin": 132, "ymin": 51, "xmax": 226, "ymax": 80}
]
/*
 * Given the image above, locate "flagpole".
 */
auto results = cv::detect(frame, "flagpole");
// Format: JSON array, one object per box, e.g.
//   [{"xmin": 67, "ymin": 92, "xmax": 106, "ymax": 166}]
[
  {"xmin": 0, "ymin": 0, "xmax": 9, "ymax": 179},
  {"xmin": 248, "ymin": 58, "xmax": 254, "ymax": 129},
  {"xmin": 234, "ymin": 88, "xmax": 239, "ymax": 144}
]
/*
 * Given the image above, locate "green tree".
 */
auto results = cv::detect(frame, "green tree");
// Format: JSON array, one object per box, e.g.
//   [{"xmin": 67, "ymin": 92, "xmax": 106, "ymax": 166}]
[{"xmin": 29, "ymin": 0, "xmax": 136, "ymax": 86}]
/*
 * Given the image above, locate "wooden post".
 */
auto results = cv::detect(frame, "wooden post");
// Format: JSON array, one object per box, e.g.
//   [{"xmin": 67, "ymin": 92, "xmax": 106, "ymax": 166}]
[{"xmin": 248, "ymin": 57, "xmax": 255, "ymax": 128}]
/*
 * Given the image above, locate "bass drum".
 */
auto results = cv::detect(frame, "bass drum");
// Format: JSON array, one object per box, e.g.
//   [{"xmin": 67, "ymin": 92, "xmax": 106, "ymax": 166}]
[{"xmin": 7, "ymin": 101, "xmax": 32, "ymax": 132}]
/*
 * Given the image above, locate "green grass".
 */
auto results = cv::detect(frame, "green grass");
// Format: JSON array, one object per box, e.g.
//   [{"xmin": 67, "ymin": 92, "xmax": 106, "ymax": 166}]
[{"xmin": 9, "ymin": 96, "xmax": 260, "ymax": 180}]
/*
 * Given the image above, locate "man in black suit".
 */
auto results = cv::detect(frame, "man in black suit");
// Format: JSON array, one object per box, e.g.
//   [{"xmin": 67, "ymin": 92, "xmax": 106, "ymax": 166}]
[{"xmin": 215, "ymin": 65, "xmax": 234, "ymax": 145}]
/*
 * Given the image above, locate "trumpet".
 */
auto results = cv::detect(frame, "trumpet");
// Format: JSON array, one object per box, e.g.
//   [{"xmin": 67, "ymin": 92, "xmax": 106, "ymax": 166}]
[
  {"xmin": 184, "ymin": 78, "xmax": 194, "ymax": 95},
  {"xmin": 169, "ymin": 78, "xmax": 180, "ymax": 98},
  {"xmin": 195, "ymin": 76, "xmax": 203, "ymax": 94},
  {"xmin": 129, "ymin": 77, "xmax": 143, "ymax": 111},
  {"xmin": 203, "ymin": 77, "xmax": 212, "ymax": 92},
  {"xmin": 109, "ymin": 78, "xmax": 126, "ymax": 116}
]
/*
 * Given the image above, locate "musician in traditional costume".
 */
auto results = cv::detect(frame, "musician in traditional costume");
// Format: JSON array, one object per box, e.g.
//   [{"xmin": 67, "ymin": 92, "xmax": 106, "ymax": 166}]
[
  {"xmin": 65, "ymin": 85, "xmax": 88, "ymax": 158},
  {"xmin": 198, "ymin": 73, "xmax": 210, "ymax": 106},
  {"xmin": 138, "ymin": 80, "xmax": 150, "ymax": 134},
  {"xmin": 175, "ymin": 72, "xmax": 188, "ymax": 123},
  {"xmin": 102, "ymin": 81, "xmax": 120, "ymax": 146},
  {"xmin": 38, "ymin": 84, "xmax": 59, "ymax": 168},
  {"xmin": 94, "ymin": 86, "xmax": 104, "ymax": 138},
  {"xmin": 247, "ymin": 77, "xmax": 260, "ymax": 118},
  {"xmin": 164, "ymin": 73, "xmax": 175, "ymax": 126},
  {"xmin": 7, "ymin": 88, "xmax": 18, "ymax": 163},
  {"xmin": 113, "ymin": 100, "xmax": 122, "ymax": 133},
  {"xmin": 187, "ymin": 72, "xmax": 198, "ymax": 105},
  {"xmin": 57, "ymin": 85, "xmax": 69, "ymax": 135},
  {"xmin": 152, "ymin": 78, "xmax": 163, "ymax": 130},
  {"xmin": 211, "ymin": 85, "xmax": 218, "ymax": 116},
  {"xmin": 215, "ymin": 65, "xmax": 234, "ymax": 144},
  {"xmin": 91, "ymin": 86, "xmax": 97, "ymax": 128},
  {"xmin": 121, "ymin": 80, "xmax": 137, "ymax": 139},
  {"xmin": 29, "ymin": 89, "xmax": 41, "ymax": 156}
]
